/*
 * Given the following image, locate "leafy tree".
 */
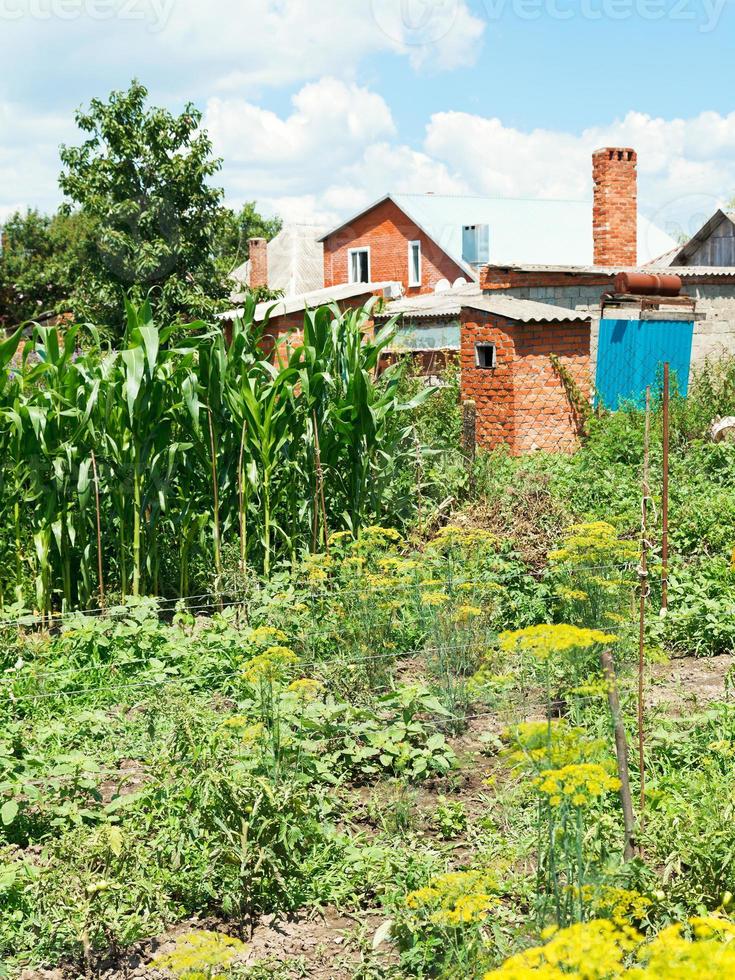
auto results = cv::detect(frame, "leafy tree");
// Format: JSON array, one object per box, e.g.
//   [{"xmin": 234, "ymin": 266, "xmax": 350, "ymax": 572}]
[
  {"xmin": 0, "ymin": 209, "xmax": 90, "ymax": 326},
  {"xmin": 58, "ymin": 80, "xmax": 228, "ymax": 334}
]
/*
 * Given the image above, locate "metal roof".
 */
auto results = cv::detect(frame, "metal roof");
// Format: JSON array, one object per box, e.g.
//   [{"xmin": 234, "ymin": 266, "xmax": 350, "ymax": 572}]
[
  {"xmin": 376, "ymin": 283, "xmax": 480, "ymax": 319},
  {"xmin": 486, "ymin": 262, "xmax": 735, "ymax": 278},
  {"xmin": 220, "ymin": 281, "xmax": 401, "ymax": 323},
  {"xmin": 378, "ymin": 284, "xmax": 590, "ymax": 324},
  {"xmin": 230, "ymin": 223, "xmax": 327, "ymax": 298},
  {"xmin": 318, "ymin": 192, "xmax": 676, "ymax": 268}
]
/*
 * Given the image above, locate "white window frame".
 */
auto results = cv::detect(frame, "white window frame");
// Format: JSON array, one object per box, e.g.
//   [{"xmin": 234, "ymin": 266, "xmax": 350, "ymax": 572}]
[
  {"xmin": 408, "ymin": 240, "xmax": 422, "ymax": 287},
  {"xmin": 348, "ymin": 246, "xmax": 371, "ymax": 284}
]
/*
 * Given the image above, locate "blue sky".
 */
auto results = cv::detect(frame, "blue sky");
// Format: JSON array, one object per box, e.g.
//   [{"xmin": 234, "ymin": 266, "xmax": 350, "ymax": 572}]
[{"xmin": 2, "ymin": 0, "xmax": 735, "ymax": 244}]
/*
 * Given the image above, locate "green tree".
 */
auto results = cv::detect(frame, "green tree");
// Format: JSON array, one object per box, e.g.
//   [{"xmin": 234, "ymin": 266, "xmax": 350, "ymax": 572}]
[
  {"xmin": 0, "ymin": 209, "xmax": 90, "ymax": 326},
  {"xmin": 59, "ymin": 80, "xmax": 228, "ymax": 334}
]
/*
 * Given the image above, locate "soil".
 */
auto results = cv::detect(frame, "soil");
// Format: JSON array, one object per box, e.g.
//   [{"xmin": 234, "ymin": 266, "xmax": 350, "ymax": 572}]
[
  {"xmin": 19, "ymin": 653, "xmax": 733, "ymax": 980},
  {"xmin": 646, "ymin": 653, "xmax": 735, "ymax": 714},
  {"xmin": 20, "ymin": 909, "xmax": 396, "ymax": 980}
]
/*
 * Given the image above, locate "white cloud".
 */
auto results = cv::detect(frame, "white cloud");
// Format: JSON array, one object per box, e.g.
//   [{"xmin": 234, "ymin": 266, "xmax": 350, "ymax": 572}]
[
  {"xmin": 204, "ymin": 92, "xmax": 735, "ymax": 241},
  {"xmin": 0, "ymin": 102, "xmax": 75, "ymax": 217}
]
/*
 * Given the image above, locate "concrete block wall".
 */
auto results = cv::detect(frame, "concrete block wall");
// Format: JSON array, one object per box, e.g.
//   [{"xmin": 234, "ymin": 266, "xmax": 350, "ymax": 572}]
[{"xmin": 488, "ymin": 281, "xmax": 735, "ymax": 380}]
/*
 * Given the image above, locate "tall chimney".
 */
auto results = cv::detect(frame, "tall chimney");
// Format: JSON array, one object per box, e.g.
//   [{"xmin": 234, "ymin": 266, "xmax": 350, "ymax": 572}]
[
  {"xmin": 592, "ymin": 147, "xmax": 637, "ymax": 267},
  {"xmin": 248, "ymin": 237, "xmax": 268, "ymax": 289}
]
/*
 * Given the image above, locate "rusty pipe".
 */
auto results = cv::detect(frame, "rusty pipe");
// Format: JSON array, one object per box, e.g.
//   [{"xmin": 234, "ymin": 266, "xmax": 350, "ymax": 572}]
[{"xmin": 614, "ymin": 272, "xmax": 682, "ymax": 297}]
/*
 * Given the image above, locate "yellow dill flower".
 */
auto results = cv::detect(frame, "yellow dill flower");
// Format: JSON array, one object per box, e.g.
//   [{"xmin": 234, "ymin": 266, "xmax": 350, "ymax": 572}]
[
  {"xmin": 286, "ymin": 678, "xmax": 323, "ymax": 701},
  {"xmin": 422, "ymin": 590, "xmax": 450, "ymax": 606},
  {"xmin": 406, "ymin": 870, "xmax": 498, "ymax": 926},
  {"xmin": 571, "ymin": 884, "xmax": 651, "ymax": 926},
  {"xmin": 499, "ymin": 624, "xmax": 617, "ymax": 660},
  {"xmin": 328, "ymin": 530, "xmax": 354, "ymax": 545},
  {"xmin": 484, "ymin": 919, "xmax": 639, "ymax": 978},
  {"xmin": 534, "ymin": 762, "xmax": 620, "ymax": 809},
  {"xmin": 502, "ymin": 719, "xmax": 604, "ymax": 772},
  {"xmin": 554, "ymin": 586, "xmax": 589, "ymax": 602},
  {"xmin": 248, "ymin": 625, "xmax": 288, "ymax": 646},
  {"xmin": 241, "ymin": 646, "xmax": 299, "ymax": 683},
  {"xmin": 456, "ymin": 604, "xmax": 483, "ymax": 622},
  {"xmin": 153, "ymin": 930, "xmax": 247, "ymax": 977}
]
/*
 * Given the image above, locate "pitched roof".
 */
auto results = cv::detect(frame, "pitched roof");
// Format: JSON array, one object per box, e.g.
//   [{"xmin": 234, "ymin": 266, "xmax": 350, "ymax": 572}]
[
  {"xmin": 318, "ymin": 193, "xmax": 676, "ymax": 269},
  {"xmin": 230, "ymin": 223, "xmax": 327, "ymax": 298},
  {"xmin": 667, "ymin": 209, "xmax": 735, "ymax": 266},
  {"xmin": 220, "ymin": 281, "xmax": 401, "ymax": 323}
]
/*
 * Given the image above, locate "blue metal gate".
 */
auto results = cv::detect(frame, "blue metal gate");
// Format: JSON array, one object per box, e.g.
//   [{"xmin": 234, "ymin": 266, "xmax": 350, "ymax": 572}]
[{"xmin": 595, "ymin": 318, "xmax": 694, "ymax": 409}]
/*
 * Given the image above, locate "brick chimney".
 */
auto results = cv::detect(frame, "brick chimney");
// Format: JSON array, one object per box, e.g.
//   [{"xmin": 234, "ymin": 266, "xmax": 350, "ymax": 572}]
[
  {"xmin": 592, "ymin": 147, "xmax": 637, "ymax": 266},
  {"xmin": 248, "ymin": 237, "xmax": 268, "ymax": 289}
]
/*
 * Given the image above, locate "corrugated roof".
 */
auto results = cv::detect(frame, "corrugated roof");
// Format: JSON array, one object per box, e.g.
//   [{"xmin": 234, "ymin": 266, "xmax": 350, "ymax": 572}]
[
  {"xmin": 376, "ymin": 283, "xmax": 480, "ymax": 319},
  {"xmin": 486, "ymin": 262, "xmax": 735, "ymax": 278},
  {"xmin": 318, "ymin": 193, "xmax": 676, "ymax": 268},
  {"xmin": 230, "ymin": 223, "xmax": 327, "ymax": 298},
  {"xmin": 378, "ymin": 284, "xmax": 590, "ymax": 324},
  {"xmin": 463, "ymin": 294, "xmax": 590, "ymax": 323},
  {"xmin": 220, "ymin": 281, "xmax": 401, "ymax": 323}
]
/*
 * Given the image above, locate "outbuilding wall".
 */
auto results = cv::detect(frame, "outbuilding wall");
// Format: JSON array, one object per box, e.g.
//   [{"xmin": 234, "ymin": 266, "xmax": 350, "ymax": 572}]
[
  {"xmin": 460, "ymin": 310, "xmax": 591, "ymax": 455},
  {"xmin": 481, "ymin": 268, "xmax": 735, "ymax": 379}
]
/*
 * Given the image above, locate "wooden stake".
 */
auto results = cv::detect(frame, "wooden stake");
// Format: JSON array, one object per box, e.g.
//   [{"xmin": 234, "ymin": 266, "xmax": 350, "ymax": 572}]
[
  {"xmin": 207, "ymin": 408, "xmax": 223, "ymax": 610},
  {"xmin": 661, "ymin": 362, "xmax": 670, "ymax": 612},
  {"xmin": 601, "ymin": 649, "xmax": 636, "ymax": 861},
  {"xmin": 638, "ymin": 386, "xmax": 651, "ymax": 818},
  {"xmin": 90, "ymin": 450, "xmax": 105, "ymax": 611},
  {"xmin": 237, "ymin": 420, "xmax": 247, "ymax": 573},
  {"xmin": 312, "ymin": 411, "xmax": 329, "ymax": 555}
]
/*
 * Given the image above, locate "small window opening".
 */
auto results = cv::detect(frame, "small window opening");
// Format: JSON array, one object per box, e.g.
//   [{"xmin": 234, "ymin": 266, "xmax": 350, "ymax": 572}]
[{"xmin": 475, "ymin": 342, "xmax": 496, "ymax": 369}]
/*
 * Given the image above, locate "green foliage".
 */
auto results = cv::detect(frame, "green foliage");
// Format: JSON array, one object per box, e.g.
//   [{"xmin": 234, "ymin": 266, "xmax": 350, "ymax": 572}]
[
  {"xmin": 58, "ymin": 80, "xmax": 227, "ymax": 333},
  {"xmin": 0, "ymin": 209, "xmax": 92, "ymax": 326}
]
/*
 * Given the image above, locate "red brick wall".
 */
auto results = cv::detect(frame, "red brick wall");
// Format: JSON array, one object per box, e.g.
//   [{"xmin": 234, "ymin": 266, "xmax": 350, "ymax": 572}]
[
  {"xmin": 248, "ymin": 237, "xmax": 268, "ymax": 288},
  {"xmin": 260, "ymin": 291, "xmax": 378, "ymax": 365},
  {"xmin": 460, "ymin": 311, "xmax": 591, "ymax": 455},
  {"xmin": 593, "ymin": 147, "xmax": 637, "ymax": 267},
  {"xmin": 323, "ymin": 198, "xmax": 468, "ymax": 295}
]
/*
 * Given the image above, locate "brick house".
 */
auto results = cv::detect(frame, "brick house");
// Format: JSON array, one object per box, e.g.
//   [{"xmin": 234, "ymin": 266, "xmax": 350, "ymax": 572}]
[{"xmin": 317, "ymin": 154, "xmax": 675, "ymax": 296}]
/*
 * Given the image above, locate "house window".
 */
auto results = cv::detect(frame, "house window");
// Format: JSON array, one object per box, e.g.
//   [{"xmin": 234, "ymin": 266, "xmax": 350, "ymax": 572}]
[
  {"xmin": 408, "ymin": 240, "xmax": 422, "ymax": 287},
  {"xmin": 348, "ymin": 247, "xmax": 371, "ymax": 284},
  {"xmin": 475, "ymin": 342, "xmax": 496, "ymax": 369}
]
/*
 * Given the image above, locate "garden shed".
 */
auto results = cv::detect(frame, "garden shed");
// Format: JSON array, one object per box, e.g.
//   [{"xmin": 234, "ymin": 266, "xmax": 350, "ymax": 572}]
[{"xmin": 459, "ymin": 295, "xmax": 592, "ymax": 454}]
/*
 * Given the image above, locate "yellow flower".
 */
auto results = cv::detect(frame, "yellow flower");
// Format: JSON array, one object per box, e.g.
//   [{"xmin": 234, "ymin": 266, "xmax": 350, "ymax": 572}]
[
  {"xmin": 241, "ymin": 646, "xmax": 299, "ymax": 683},
  {"xmin": 483, "ymin": 919, "xmax": 639, "ymax": 979},
  {"xmin": 152, "ymin": 931, "xmax": 247, "ymax": 978},
  {"xmin": 405, "ymin": 870, "xmax": 498, "ymax": 927},
  {"xmin": 286, "ymin": 678, "xmax": 323, "ymax": 701},
  {"xmin": 499, "ymin": 624, "xmax": 617, "ymax": 660},
  {"xmin": 534, "ymin": 762, "xmax": 621, "ymax": 809},
  {"xmin": 421, "ymin": 590, "xmax": 449, "ymax": 607}
]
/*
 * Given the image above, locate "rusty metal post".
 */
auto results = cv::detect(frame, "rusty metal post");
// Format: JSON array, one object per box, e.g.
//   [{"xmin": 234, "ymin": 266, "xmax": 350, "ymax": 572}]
[
  {"xmin": 661, "ymin": 362, "xmax": 670, "ymax": 612},
  {"xmin": 638, "ymin": 387, "xmax": 651, "ymax": 819},
  {"xmin": 601, "ymin": 649, "xmax": 636, "ymax": 861}
]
